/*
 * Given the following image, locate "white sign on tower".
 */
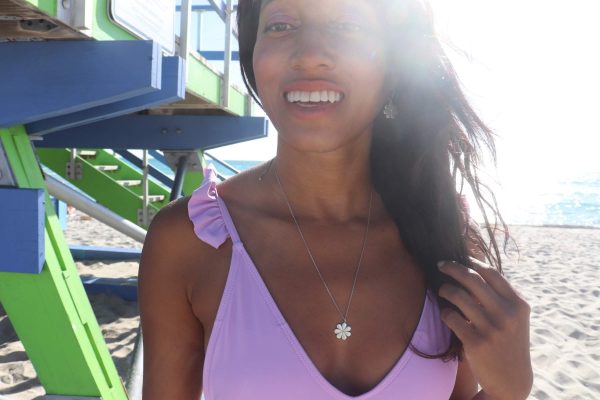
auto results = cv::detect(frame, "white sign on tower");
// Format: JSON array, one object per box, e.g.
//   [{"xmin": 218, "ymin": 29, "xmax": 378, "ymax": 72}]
[{"xmin": 109, "ymin": 0, "xmax": 176, "ymax": 55}]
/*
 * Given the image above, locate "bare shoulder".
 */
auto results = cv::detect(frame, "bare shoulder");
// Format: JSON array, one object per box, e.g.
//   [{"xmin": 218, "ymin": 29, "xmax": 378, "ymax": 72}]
[
  {"xmin": 215, "ymin": 160, "xmax": 275, "ymax": 212},
  {"xmin": 137, "ymin": 196, "xmax": 228, "ymax": 398},
  {"xmin": 140, "ymin": 196, "xmax": 217, "ymax": 292},
  {"xmin": 139, "ymin": 194, "xmax": 235, "ymax": 319},
  {"xmin": 142, "ymin": 195, "xmax": 196, "ymax": 254},
  {"xmin": 141, "ymin": 195, "xmax": 206, "ymax": 257}
]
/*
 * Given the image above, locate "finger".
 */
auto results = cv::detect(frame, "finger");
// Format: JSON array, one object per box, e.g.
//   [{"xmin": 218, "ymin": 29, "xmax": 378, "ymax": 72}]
[
  {"xmin": 468, "ymin": 257, "xmax": 522, "ymax": 303},
  {"xmin": 437, "ymin": 261, "xmax": 505, "ymax": 316},
  {"xmin": 439, "ymin": 308, "xmax": 480, "ymax": 345},
  {"xmin": 438, "ymin": 283, "xmax": 493, "ymax": 333}
]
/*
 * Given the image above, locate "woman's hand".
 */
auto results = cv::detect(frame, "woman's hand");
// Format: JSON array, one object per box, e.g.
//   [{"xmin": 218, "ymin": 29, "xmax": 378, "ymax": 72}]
[{"xmin": 437, "ymin": 257, "xmax": 533, "ymax": 400}]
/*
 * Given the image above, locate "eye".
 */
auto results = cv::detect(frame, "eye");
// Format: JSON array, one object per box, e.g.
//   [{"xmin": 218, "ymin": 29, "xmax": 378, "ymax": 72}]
[{"xmin": 264, "ymin": 22, "xmax": 294, "ymax": 33}]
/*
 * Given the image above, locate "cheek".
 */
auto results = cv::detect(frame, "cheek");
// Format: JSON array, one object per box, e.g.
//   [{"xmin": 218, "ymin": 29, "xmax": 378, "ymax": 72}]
[
  {"xmin": 338, "ymin": 36, "xmax": 389, "ymax": 86},
  {"xmin": 252, "ymin": 40, "xmax": 283, "ymax": 83},
  {"xmin": 252, "ymin": 40, "xmax": 283, "ymax": 99},
  {"xmin": 340, "ymin": 39, "xmax": 383, "ymax": 64},
  {"xmin": 252, "ymin": 46, "xmax": 268, "ymax": 97},
  {"xmin": 346, "ymin": 51, "xmax": 389, "ymax": 106}
]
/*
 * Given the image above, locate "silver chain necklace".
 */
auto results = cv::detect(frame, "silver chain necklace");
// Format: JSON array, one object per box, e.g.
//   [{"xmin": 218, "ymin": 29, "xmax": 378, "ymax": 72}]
[{"xmin": 273, "ymin": 165, "xmax": 373, "ymax": 341}]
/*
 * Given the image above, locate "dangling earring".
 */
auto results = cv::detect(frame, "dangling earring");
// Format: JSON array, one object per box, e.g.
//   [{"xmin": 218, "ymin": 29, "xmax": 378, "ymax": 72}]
[{"xmin": 383, "ymin": 99, "xmax": 396, "ymax": 120}]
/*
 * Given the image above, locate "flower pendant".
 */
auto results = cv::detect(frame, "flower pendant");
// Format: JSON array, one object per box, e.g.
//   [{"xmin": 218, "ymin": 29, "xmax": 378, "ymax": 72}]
[{"xmin": 334, "ymin": 322, "xmax": 352, "ymax": 340}]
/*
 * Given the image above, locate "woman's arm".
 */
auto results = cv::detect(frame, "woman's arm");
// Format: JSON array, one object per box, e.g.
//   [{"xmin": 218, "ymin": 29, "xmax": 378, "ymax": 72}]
[{"xmin": 138, "ymin": 203, "xmax": 205, "ymax": 399}]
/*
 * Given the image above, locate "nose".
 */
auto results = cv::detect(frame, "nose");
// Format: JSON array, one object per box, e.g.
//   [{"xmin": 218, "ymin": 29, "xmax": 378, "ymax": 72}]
[{"xmin": 290, "ymin": 25, "xmax": 335, "ymax": 71}]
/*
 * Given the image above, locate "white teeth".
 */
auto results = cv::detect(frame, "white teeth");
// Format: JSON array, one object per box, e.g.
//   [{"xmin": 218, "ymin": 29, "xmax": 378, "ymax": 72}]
[
  {"xmin": 331, "ymin": 91, "xmax": 342, "ymax": 102},
  {"xmin": 286, "ymin": 90, "xmax": 343, "ymax": 104}
]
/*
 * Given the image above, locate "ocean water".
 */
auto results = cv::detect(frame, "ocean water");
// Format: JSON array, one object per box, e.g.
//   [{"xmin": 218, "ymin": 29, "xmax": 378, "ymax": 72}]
[
  {"xmin": 153, "ymin": 158, "xmax": 600, "ymax": 228},
  {"xmin": 213, "ymin": 160, "xmax": 263, "ymax": 177},
  {"xmin": 495, "ymin": 171, "xmax": 600, "ymax": 228},
  {"xmin": 221, "ymin": 161, "xmax": 600, "ymax": 228}
]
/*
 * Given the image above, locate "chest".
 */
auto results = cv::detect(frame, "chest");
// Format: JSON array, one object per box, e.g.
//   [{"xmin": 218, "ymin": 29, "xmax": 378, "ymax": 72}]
[{"xmin": 191, "ymin": 214, "xmax": 429, "ymax": 396}]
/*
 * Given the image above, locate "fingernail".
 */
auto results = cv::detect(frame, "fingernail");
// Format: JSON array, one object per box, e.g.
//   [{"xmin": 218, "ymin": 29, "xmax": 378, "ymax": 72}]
[{"xmin": 437, "ymin": 261, "xmax": 446, "ymax": 270}]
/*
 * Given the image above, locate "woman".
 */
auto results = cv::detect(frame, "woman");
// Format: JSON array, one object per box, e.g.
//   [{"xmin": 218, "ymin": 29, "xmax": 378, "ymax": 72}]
[{"xmin": 138, "ymin": 0, "xmax": 533, "ymax": 398}]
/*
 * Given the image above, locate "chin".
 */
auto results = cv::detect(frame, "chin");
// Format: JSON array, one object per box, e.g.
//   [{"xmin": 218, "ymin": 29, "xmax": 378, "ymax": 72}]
[{"xmin": 277, "ymin": 128, "xmax": 372, "ymax": 155}]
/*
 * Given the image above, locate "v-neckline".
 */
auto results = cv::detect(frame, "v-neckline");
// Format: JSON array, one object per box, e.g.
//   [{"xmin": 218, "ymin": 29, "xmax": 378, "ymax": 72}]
[{"xmin": 215, "ymin": 192, "xmax": 430, "ymax": 399}]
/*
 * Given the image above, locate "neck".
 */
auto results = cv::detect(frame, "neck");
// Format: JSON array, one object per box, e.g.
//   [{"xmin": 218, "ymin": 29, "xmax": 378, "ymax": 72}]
[{"xmin": 266, "ymin": 141, "xmax": 375, "ymax": 223}]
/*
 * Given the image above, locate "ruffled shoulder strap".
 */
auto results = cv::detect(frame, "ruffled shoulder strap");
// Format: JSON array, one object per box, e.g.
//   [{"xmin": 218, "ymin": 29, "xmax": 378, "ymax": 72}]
[{"xmin": 187, "ymin": 166, "xmax": 236, "ymax": 249}]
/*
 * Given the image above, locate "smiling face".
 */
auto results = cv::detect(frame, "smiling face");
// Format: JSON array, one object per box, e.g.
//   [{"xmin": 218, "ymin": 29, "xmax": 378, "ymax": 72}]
[{"xmin": 253, "ymin": 0, "xmax": 392, "ymax": 154}]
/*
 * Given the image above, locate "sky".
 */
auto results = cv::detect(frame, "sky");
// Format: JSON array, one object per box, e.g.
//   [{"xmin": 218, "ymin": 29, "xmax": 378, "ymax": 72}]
[{"xmin": 198, "ymin": 1, "xmax": 600, "ymax": 183}]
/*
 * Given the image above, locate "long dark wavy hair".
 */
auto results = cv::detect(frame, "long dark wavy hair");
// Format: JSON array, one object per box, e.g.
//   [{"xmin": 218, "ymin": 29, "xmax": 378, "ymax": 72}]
[{"xmin": 236, "ymin": 0, "xmax": 509, "ymax": 361}]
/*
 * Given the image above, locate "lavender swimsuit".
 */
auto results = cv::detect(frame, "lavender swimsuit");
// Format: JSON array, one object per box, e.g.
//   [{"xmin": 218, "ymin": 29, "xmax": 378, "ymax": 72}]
[{"xmin": 188, "ymin": 168, "xmax": 458, "ymax": 399}]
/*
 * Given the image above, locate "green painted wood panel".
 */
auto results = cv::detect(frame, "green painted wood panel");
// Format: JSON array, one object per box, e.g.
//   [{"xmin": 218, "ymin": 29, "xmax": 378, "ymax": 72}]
[
  {"xmin": 0, "ymin": 126, "xmax": 128, "ymax": 399},
  {"xmin": 92, "ymin": 0, "xmax": 137, "ymax": 41},
  {"xmin": 37, "ymin": 148, "xmax": 166, "ymax": 228}
]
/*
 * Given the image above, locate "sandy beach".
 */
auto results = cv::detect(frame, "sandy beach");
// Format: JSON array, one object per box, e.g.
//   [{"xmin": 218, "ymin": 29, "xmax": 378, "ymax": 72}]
[{"xmin": 1, "ymin": 210, "xmax": 599, "ymax": 399}]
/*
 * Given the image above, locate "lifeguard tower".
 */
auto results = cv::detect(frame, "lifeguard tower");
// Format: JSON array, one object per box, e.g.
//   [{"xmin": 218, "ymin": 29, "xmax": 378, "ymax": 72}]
[{"xmin": 0, "ymin": 0, "xmax": 267, "ymax": 398}]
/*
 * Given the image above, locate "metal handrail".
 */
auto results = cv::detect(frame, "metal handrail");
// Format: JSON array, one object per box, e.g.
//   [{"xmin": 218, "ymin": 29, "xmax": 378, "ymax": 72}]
[
  {"xmin": 179, "ymin": 0, "xmax": 193, "ymax": 82},
  {"xmin": 209, "ymin": 0, "xmax": 239, "ymax": 38},
  {"xmin": 45, "ymin": 174, "xmax": 147, "ymax": 243},
  {"xmin": 204, "ymin": 151, "xmax": 240, "ymax": 175},
  {"xmin": 221, "ymin": 0, "xmax": 233, "ymax": 108},
  {"xmin": 176, "ymin": 0, "xmax": 242, "ymax": 105}
]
